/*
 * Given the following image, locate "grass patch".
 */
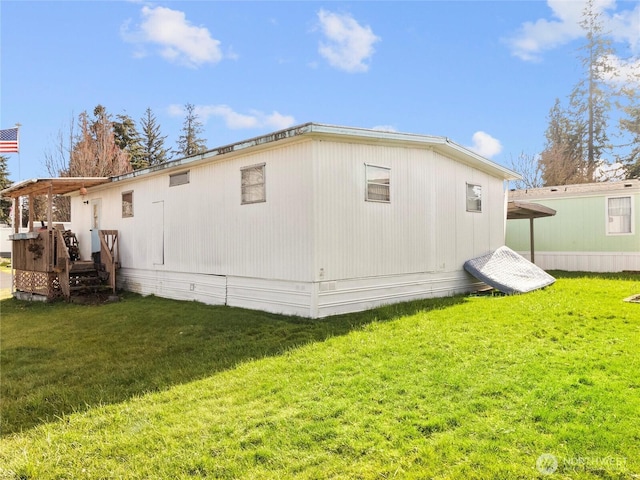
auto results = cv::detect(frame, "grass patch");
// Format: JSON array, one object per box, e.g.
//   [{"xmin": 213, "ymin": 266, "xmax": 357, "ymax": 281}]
[{"xmin": 1, "ymin": 272, "xmax": 639, "ymax": 478}]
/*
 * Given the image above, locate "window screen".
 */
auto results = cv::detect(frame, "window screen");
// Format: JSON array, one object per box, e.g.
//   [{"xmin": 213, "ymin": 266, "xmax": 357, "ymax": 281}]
[
  {"xmin": 607, "ymin": 196, "xmax": 632, "ymax": 234},
  {"xmin": 466, "ymin": 183, "xmax": 482, "ymax": 212},
  {"xmin": 365, "ymin": 165, "xmax": 390, "ymax": 202},
  {"xmin": 241, "ymin": 164, "xmax": 266, "ymax": 204}
]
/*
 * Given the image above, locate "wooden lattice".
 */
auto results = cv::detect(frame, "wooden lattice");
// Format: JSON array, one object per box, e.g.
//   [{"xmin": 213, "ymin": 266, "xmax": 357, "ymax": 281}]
[{"xmin": 14, "ymin": 270, "xmax": 61, "ymax": 299}]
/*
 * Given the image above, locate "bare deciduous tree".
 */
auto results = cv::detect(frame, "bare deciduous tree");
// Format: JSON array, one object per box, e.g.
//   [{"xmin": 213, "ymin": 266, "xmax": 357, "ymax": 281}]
[
  {"xmin": 69, "ymin": 107, "xmax": 131, "ymax": 177},
  {"xmin": 508, "ymin": 152, "xmax": 543, "ymax": 190}
]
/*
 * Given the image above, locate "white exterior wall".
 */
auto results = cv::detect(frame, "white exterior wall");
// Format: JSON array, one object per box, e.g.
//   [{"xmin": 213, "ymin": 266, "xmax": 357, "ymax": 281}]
[
  {"xmin": 71, "ymin": 140, "xmax": 317, "ymax": 316},
  {"xmin": 70, "ymin": 133, "xmax": 510, "ymax": 318},
  {"xmin": 310, "ymin": 140, "xmax": 505, "ymax": 317}
]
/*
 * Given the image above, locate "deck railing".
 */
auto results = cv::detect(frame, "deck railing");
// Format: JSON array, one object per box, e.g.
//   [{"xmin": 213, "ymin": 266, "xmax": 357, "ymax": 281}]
[
  {"xmin": 99, "ymin": 230, "xmax": 119, "ymax": 294},
  {"xmin": 54, "ymin": 228, "xmax": 71, "ymax": 299}
]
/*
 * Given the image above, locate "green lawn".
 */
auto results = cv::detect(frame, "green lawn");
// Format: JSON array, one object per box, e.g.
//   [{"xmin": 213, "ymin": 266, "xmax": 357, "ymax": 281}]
[{"xmin": 1, "ymin": 273, "xmax": 638, "ymax": 479}]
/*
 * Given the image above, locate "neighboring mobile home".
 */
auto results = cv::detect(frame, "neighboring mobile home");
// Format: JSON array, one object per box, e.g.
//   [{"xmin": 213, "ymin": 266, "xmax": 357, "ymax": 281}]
[
  {"xmin": 66, "ymin": 123, "xmax": 518, "ymax": 317},
  {"xmin": 506, "ymin": 180, "xmax": 640, "ymax": 272}
]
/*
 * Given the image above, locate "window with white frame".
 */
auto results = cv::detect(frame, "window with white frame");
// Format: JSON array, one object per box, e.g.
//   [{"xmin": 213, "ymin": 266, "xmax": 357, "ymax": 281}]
[
  {"xmin": 122, "ymin": 191, "xmax": 133, "ymax": 218},
  {"xmin": 241, "ymin": 163, "xmax": 266, "ymax": 204},
  {"xmin": 607, "ymin": 196, "xmax": 632, "ymax": 234},
  {"xmin": 466, "ymin": 183, "xmax": 482, "ymax": 212},
  {"xmin": 365, "ymin": 164, "xmax": 390, "ymax": 202}
]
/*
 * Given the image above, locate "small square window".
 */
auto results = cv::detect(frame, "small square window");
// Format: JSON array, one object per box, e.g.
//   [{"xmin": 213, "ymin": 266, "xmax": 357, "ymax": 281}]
[
  {"xmin": 365, "ymin": 164, "xmax": 390, "ymax": 202},
  {"xmin": 122, "ymin": 191, "xmax": 133, "ymax": 217},
  {"xmin": 466, "ymin": 183, "xmax": 482, "ymax": 212},
  {"xmin": 169, "ymin": 171, "xmax": 190, "ymax": 187},
  {"xmin": 241, "ymin": 164, "xmax": 266, "ymax": 204}
]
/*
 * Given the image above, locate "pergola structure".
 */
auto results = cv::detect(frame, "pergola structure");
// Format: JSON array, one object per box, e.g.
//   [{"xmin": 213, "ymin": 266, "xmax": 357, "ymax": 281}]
[
  {"xmin": 1, "ymin": 177, "xmax": 118, "ymax": 300},
  {"xmin": 1, "ymin": 177, "xmax": 109, "ymax": 233},
  {"xmin": 507, "ymin": 200, "xmax": 556, "ymax": 264}
]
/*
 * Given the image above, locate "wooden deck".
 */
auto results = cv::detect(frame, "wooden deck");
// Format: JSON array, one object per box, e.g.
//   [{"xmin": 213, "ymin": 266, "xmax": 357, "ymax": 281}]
[{"xmin": 11, "ymin": 228, "xmax": 119, "ymax": 300}]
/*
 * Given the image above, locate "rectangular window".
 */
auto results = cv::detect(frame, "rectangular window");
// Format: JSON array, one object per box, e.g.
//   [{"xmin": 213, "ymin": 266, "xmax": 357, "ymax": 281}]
[
  {"xmin": 466, "ymin": 183, "xmax": 482, "ymax": 212},
  {"xmin": 241, "ymin": 163, "xmax": 266, "ymax": 204},
  {"xmin": 169, "ymin": 171, "xmax": 190, "ymax": 187},
  {"xmin": 607, "ymin": 196, "xmax": 632, "ymax": 234},
  {"xmin": 365, "ymin": 164, "xmax": 390, "ymax": 202},
  {"xmin": 122, "ymin": 191, "xmax": 133, "ymax": 218}
]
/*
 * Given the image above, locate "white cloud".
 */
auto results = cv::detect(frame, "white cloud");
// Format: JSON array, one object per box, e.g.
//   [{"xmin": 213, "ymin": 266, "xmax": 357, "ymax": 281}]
[
  {"xmin": 168, "ymin": 104, "xmax": 296, "ymax": 130},
  {"xmin": 122, "ymin": 6, "xmax": 223, "ymax": 68},
  {"xmin": 506, "ymin": 0, "xmax": 640, "ymax": 62},
  {"xmin": 599, "ymin": 54, "xmax": 640, "ymax": 85},
  {"xmin": 467, "ymin": 131, "xmax": 503, "ymax": 159},
  {"xmin": 316, "ymin": 10, "xmax": 380, "ymax": 73}
]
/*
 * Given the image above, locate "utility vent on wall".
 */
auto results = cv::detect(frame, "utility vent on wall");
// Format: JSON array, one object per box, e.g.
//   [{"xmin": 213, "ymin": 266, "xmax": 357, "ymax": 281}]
[
  {"xmin": 169, "ymin": 171, "xmax": 190, "ymax": 187},
  {"xmin": 319, "ymin": 281, "xmax": 337, "ymax": 292}
]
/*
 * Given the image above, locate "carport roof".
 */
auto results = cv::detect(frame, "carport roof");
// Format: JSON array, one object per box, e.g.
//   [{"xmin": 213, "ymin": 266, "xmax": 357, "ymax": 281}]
[
  {"xmin": 0, "ymin": 177, "xmax": 110, "ymax": 198},
  {"xmin": 507, "ymin": 200, "xmax": 556, "ymax": 220}
]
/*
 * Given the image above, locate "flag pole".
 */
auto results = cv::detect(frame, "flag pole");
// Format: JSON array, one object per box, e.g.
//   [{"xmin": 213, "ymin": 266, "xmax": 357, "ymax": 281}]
[{"xmin": 15, "ymin": 123, "xmax": 21, "ymax": 180}]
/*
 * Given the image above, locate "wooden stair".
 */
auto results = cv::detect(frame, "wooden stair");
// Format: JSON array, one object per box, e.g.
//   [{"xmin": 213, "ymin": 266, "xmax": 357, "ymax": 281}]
[{"xmin": 68, "ymin": 261, "xmax": 110, "ymax": 295}]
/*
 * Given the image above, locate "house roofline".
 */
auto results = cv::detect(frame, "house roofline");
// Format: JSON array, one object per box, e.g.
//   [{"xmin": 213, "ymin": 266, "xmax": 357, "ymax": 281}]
[
  {"xmin": 509, "ymin": 179, "xmax": 640, "ymax": 200},
  {"xmin": 105, "ymin": 122, "xmax": 520, "ymax": 185}
]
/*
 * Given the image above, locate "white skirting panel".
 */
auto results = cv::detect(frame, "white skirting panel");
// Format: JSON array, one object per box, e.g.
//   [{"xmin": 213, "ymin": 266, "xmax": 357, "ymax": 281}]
[
  {"xmin": 118, "ymin": 268, "xmax": 227, "ymax": 305},
  {"xmin": 226, "ymin": 276, "xmax": 314, "ymax": 317},
  {"xmin": 315, "ymin": 270, "xmax": 484, "ymax": 318},
  {"xmin": 117, "ymin": 269, "xmax": 484, "ymax": 318},
  {"xmin": 516, "ymin": 251, "xmax": 640, "ymax": 273}
]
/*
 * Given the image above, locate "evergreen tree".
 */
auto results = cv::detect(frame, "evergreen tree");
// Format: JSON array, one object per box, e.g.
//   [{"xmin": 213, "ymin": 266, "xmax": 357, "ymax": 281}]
[
  {"xmin": 538, "ymin": 0, "xmax": 619, "ymax": 185},
  {"xmin": 114, "ymin": 113, "xmax": 145, "ymax": 170},
  {"xmin": 619, "ymin": 86, "xmax": 640, "ymax": 179},
  {"xmin": 175, "ymin": 103, "xmax": 207, "ymax": 157},
  {"xmin": 539, "ymin": 99, "xmax": 587, "ymax": 186},
  {"xmin": 139, "ymin": 107, "xmax": 169, "ymax": 168},
  {"xmin": 0, "ymin": 155, "xmax": 12, "ymax": 225},
  {"xmin": 567, "ymin": 0, "xmax": 616, "ymax": 180}
]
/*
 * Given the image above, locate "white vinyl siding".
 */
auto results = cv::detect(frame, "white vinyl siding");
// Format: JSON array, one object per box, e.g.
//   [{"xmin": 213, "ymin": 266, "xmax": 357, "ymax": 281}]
[
  {"xmin": 365, "ymin": 164, "xmax": 390, "ymax": 202},
  {"xmin": 151, "ymin": 201, "xmax": 164, "ymax": 265},
  {"xmin": 607, "ymin": 196, "xmax": 632, "ymax": 234},
  {"xmin": 241, "ymin": 163, "xmax": 266, "ymax": 204}
]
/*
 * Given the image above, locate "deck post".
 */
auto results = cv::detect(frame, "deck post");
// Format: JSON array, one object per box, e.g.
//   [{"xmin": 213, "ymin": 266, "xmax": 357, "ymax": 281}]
[
  {"xmin": 47, "ymin": 184, "xmax": 53, "ymax": 231},
  {"xmin": 13, "ymin": 197, "xmax": 19, "ymax": 233},
  {"xmin": 529, "ymin": 217, "xmax": 535, "ymax": 264},
  {"xmin": 28, "ymin": 194, "xmax": 34, "ymax": 232}
]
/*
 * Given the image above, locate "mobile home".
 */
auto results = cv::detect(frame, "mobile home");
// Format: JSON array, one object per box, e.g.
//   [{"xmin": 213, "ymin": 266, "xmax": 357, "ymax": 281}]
[
  {"xmin": 506, "ymin": 180, "xmax": 640, "ymax": 272},
  {"xmin": 61, "ymin": 123, "xmax": 518, "ymax": 317}
]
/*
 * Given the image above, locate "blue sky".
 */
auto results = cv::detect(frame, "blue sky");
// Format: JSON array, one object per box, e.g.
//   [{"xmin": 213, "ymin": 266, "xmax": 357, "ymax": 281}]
[{"xmin": 1, "ymin": 0, "xmax": 639, "ymax": 183}]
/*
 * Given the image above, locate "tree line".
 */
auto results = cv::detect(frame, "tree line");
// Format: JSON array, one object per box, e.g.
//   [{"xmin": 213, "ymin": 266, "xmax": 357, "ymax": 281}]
[
  {"xmin": 2, "ymin": 0, "xmax": 639, "ymax": 223},
  {"xmin": 45, "ymin": 103, "xmax": 207, "ymax": 179},
  {"xmin": 511, "ymin": 0, "xmax": 639, "ymax": 188},
  {"xmin": 0, "ymin": 103, "xmax": 208, "ymax": 224}
]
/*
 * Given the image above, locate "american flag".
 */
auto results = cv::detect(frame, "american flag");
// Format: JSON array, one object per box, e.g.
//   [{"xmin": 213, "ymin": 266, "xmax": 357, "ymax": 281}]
[{"xmin": 0, "ymin": 127, "xmax": 19, "ymax": 153}]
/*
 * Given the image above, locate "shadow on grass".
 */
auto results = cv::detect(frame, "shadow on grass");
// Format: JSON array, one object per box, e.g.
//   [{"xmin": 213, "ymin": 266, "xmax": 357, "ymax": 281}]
[{"xmin": 0, "ymin": 292, "xmax": 466, "ymax": 436}]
